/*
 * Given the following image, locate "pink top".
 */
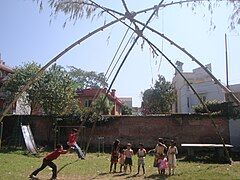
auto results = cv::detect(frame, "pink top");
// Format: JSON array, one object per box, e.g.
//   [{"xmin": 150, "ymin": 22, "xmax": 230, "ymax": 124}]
[{"xmin": 158, "ymin": 157, "xmax": 168, "ymax": 170}]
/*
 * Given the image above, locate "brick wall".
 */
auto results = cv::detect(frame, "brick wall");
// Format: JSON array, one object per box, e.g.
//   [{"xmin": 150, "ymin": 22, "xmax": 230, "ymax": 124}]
[
  {"xmin": 86, "ymin": 115, "xmax": 230, "ymax": 149},
  {"xmin": 2, "ymin": 114, "xmax": 230, "ymax": 150}
]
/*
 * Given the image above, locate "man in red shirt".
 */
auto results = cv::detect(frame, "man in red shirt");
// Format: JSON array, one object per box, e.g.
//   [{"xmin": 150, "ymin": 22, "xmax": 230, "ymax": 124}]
[
  {"xmin": 67, "ymin": 128, "xmax": 84, "ymax": 159},
  {"xmin": 29, "ymin": 144, "xmax": 67, "ymax": 180}
]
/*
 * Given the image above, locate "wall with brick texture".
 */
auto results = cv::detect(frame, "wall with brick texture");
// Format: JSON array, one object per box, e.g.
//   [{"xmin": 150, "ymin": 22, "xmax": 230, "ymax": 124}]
[
  {"xmin": 86, "ymin": 115, "xmax": 230, "ymax": 149},
  {"xmin": 2, "ymin": 114, "xmax": 229, "ymax": 150}
]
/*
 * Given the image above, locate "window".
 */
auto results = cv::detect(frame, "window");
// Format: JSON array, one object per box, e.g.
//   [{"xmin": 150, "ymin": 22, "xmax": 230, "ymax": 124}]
[{"xmin": 84, "ymin": 100, "xmax": 92, "ymax": 107}]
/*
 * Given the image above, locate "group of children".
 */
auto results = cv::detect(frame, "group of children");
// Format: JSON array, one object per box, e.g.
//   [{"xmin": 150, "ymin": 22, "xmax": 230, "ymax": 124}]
[
  {"xmin": 110, "ymin": 138, "xmax": 178, "ymax": 176},
  {"xmin": 110, "ymin": 139, "xmax": 145, "ymax": 174}
]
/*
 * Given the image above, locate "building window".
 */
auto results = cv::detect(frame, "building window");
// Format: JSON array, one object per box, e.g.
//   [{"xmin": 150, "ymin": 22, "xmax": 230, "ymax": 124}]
[{"xmin": 84, "ymin": 100, "xmax": 92, "ymax": 107}]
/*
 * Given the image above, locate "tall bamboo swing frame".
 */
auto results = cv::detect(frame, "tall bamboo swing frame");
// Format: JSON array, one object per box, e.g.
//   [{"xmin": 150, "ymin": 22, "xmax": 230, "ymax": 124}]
[{"xmin": 1, "ymin": 0, "xmax": 239, "ymax": 163}]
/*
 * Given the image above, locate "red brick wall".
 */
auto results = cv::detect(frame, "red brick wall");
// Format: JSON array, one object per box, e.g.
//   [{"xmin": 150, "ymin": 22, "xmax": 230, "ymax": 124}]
[
  {"xmin": 2, "ymin": 115, "xmax": 230, "ymax": 150},
  {"xmin": 86, "ymin": 115, "xmax": 230, "ymax": 149}
]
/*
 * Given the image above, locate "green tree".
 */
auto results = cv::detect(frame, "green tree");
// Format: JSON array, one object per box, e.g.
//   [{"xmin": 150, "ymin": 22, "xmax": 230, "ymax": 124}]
[
  {"xmin": 91, "ymin": 93, "xmax": 113, "ymax": 115},
  {"xmin": 122, "ymin": 104, "xmax": 132, "ymax": 115},
  {"xmin": 2, "ymin": 62, "xmax": 43, "ymax": 114},
  {"xmin": 141, "ymin": 75, "xmax": 176, "ymax": 115},
  {"xmin": 2, "ymin": 62, "xmax": 79, "ymax": 115},
  {"xmin": 38, "ymin": 64, "xmax": 76, "ymax": 115},
  {"xmin": 68, "ymin": 66, "xmax": 108, "ymax": 89}
]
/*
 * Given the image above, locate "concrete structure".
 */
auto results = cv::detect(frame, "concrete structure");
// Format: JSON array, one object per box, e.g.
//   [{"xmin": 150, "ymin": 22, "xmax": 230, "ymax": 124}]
[
  {"xmin": 172, "ymin": 61, "xmax": 225, "ymax": 113},
  {"xmin": 119, "ymin": 97, "xmax": 132, "ymax": 108}
]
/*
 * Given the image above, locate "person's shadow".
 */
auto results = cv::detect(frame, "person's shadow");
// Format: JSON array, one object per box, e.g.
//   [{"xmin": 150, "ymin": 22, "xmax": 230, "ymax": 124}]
[
  {"xmin": 57, "ymin": 159, "xmax": 78, "ymax": 174},
  {"xmin": 146, "ymin": 173, "xmax": 168, "ymax": 180}
]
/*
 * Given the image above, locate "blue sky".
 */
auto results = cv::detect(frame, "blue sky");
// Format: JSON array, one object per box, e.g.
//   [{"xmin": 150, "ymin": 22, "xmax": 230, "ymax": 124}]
[{"xmin": 0, "ymin": 1, "xmax": 239, "ymax": 107}]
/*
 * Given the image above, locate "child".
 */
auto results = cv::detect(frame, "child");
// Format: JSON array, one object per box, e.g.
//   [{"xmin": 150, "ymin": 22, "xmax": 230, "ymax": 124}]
[
  {"xmin": 157, "ymin": 154, "xmax": 168, "ymax": 175},
  {"xmin": 67, "ymin": 128, "xmax": 84, "ymax": 159},
  {"xmin": 167, "ymin": 140, "xmax": 178, "ymax": 175},
  {"xmin": 110, "ymin": 139, "xmax": 120, "ymax": 173},
  {"xmin": 137, "ymin": 143, "xmax": 147, "ymax": 174},
  {"xmin": 124, "ymin": 143, "xmax": 134, "ymax": 173},
  {"xmin": 154, "ymin": 138, "xmax": 167, "ymax": 167},
  {"xmin": 119, "ymin": 148, "xmax": 125, "ymax": 173},
  {"xmin": 29, "ymin": 144, "xmax": 67, "ymax": 180}
]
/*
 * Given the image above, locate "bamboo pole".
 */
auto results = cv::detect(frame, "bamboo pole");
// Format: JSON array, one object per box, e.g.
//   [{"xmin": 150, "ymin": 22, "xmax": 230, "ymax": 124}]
[
  {"xmin": 84, "ymin": 0, "xmax": 164, "ymax": 154},
  {"xmin": 89, "ymin": 0, "xmax": 232, "ymax": 163},
  {"xmin": 132, "ymin": 18, "xmax": 240, "ymax": 106},
  {"xmin": 0, "ymin": 17, "xmax": 124, "ymax": 123}
]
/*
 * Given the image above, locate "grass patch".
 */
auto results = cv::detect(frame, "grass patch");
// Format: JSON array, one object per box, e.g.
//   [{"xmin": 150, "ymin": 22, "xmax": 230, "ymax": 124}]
[{"xmin": 0, "ymin": 150, "xmax": 240, "ymax": 179}]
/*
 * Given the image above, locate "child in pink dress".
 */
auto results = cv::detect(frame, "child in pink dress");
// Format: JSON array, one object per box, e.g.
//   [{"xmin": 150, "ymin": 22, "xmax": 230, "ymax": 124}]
[{"xmin": 157, "ymin": 155, "xmax": 168, "ymax": 175}]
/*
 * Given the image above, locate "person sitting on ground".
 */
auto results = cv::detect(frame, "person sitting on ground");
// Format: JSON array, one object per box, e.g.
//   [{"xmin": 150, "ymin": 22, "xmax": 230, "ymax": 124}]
[{"xmin": 29, "ymin": 144, "xmax": 67, "ymax": 180}]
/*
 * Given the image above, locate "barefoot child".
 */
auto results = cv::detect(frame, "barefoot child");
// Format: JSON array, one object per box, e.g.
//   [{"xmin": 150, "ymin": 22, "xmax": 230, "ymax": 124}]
[
  {"xmin": 119, "ymin": 148, "xmax": 125, "ymax": 172},
  {"xmin": 124, "ymin": 143, "xmax": 134, "ymax": 173},
  {"xmin": 110, "ymin": 139, "xmax": 120, "ymax": 173},
  {"xmin": 29, "ymin": 144, "xmax": 67, "ymax": 180},
  {"xmin": 67, "ymin": 128, "xmax": 84, "ymax": 159},
  {"xmin": 167, "ymin": 140, "xmax": 178, "ymax": 175},
  {"xmin": 137, "ymin": 143, "xmax": 147, "ymax": 174},
  {"xmin": 157, "ymin": 154, "xmax": 168, "ymax": 175}
]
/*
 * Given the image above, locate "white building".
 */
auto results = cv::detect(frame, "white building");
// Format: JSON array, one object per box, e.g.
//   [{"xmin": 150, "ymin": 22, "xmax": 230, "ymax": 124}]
[
  {"xmin": 119, "ymin": 97, "xmax": 132, "ymax": 108},
  {"xmin": 172, "ymin": 61, "xmax": 225, "ymax": 113}
]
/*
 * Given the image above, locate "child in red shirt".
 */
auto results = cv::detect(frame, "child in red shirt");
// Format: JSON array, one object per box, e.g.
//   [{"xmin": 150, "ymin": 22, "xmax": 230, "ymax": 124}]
[
  {"xmin": 29, "ymin": 144, "xmax": 67, "ymax": 180},
  {"xmin": 67, "ymin": 128, "xmax": 84, "ymax": 159}
]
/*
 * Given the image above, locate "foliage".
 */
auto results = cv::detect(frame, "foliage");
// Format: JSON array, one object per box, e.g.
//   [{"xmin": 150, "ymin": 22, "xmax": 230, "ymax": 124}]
[
  {"xmin": 38, "ymin": 64, "xmax": 77, "ymax": 116},
  {"xmin": 35, "ymin": 0, "xmax": 240, "ymax": 31},
  {"xmin": 2, "ymin": 60, "xmax": 109, "ymax": 116},
  {"xmin": 91, "ymin": 93, "xmax": 113, "ymax": 115},
  {"xmin": 141, "ymin": 75, "xmax": 176, "ymax": 115},
  {"xmin": 68, "ymin": 66, "xmax": 108, "ymax": 89},
  {"xmin": 194, "ymin": 100, "xmax": 240, "ymax": 118},
  {"xmin": 2, "ymin": 62, "xmax": 43, "ymax": 113},
  {"xmin": 121, "ymin": 104, "xmax": 132, "ymax": 115}
]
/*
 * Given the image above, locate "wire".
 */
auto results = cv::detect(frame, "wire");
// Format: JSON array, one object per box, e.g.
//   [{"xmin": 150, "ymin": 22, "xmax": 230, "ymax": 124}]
[
  {"xmin": 105, "ymin": 22, "xmax": 132, "ymax": 77},
  {"xmin": 106, "ymin": 31, "xmax": 134, "ymax": 81}
]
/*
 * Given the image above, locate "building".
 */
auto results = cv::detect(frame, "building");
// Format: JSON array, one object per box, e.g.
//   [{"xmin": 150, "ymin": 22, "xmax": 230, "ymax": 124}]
[
  {"xmin": 226, "ymin": 84, "xmax": 240, "ymax": 104},
  {"xmin": 76, "ymin": 88, "xmax": 123, "ymax": 115},
  {"xmin": 172, "ymin": 61, "xmax": 225, "ymax": 113},
  {"xmin": 119, "ymin": 97, "xmax": 132, "ymax": 108}
]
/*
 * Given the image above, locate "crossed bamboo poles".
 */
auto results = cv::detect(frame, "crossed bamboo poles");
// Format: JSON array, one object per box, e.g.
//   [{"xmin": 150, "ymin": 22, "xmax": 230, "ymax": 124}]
[{"xmin": 0, "ymin": 0, "xmax": 238, "ymax": 163}]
